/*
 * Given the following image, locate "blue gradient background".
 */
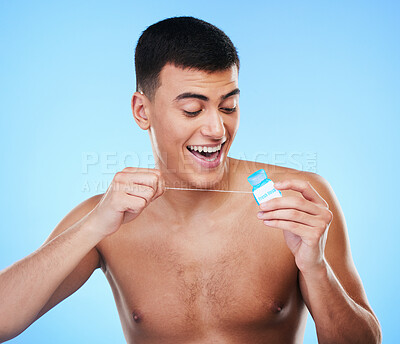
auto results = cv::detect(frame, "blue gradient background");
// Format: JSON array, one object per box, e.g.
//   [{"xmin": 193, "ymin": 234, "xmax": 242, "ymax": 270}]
[{"xmin": 0, "ymin": 1, "xmax": 398, "ymax": 343}]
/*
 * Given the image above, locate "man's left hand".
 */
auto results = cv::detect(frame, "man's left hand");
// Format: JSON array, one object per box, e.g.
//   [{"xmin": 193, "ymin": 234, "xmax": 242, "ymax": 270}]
[{"xmin": 257, "ymin": 179, "xmax": 333, "ymax": 274}]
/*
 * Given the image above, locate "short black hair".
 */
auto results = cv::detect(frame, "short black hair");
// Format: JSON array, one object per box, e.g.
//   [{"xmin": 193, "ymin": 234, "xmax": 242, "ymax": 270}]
[{"xmin": 134, "ymin": 16, "xmax": 240, "ymax": 100}]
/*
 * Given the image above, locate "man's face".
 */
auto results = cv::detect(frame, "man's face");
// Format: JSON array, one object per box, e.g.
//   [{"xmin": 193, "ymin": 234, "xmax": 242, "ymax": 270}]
[{"xmin": 146, "ymin": 63, "xmax": 240, "ymax": 188}]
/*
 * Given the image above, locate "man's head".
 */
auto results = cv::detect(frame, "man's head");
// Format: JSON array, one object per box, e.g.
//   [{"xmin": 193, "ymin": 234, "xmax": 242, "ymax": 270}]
[
  {"xmin": 132, "ymin": 17, "xmax": 240, "ymax": 189},
  {"xmin": 134, "ymin": 16, "xmax": 240, "ymax": 101}
]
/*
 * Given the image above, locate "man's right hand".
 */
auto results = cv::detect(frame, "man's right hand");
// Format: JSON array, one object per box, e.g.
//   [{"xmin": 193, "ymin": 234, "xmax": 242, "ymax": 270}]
[{"xmin": 87, "ymin": 167, "xmax": 165, "ymax": 239}]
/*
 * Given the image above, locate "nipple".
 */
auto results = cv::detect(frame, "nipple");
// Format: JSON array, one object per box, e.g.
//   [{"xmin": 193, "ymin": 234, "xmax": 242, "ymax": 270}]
[
  {"xmin": 272, "ymin": 301, "xmax": 284, "ymax": 313},
  {"xmin": 132, "ymin": 311, "xmax": 141, "ymax": 323}
]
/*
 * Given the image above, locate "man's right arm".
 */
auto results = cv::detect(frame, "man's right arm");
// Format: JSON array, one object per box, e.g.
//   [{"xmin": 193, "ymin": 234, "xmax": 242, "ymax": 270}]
[
  {"xmin": 0, "ymin": 167, "xmax": 164, "ymax": 342},
  {"xmin": 0, "ymin": 194, "xmax": 104, "ymax": 342}
]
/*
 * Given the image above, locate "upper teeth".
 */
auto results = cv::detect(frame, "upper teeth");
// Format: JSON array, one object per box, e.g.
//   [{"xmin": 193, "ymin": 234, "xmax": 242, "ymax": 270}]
[{"xmin": 188, "ymin": 144, "xmax": 222, "ymax": 153}]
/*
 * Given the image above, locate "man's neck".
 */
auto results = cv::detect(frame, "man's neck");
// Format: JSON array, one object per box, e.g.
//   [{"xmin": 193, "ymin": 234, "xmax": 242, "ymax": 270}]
[{"xmin": 156, "ymin": 161, "xmax": 233, "ymax": 222}]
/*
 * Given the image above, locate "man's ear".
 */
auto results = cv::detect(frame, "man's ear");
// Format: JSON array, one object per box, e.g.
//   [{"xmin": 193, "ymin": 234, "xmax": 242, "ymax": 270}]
[{"xmin": 131, "ymin": 92, "xmax": 151, "ymax": 130}]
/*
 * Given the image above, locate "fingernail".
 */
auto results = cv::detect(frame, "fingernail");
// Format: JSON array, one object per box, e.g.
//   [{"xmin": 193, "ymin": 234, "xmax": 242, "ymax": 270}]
[
  {"xmin": 274, "ymin": 182, "xmax": 281, "ymax": 187},
  {"xmin": 257, "ymin": 211, "xmax": 263, "ymax": 218}
]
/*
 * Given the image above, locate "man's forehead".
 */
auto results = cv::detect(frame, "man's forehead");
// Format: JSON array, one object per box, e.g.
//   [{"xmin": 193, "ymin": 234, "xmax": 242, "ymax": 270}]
[{"xmin": 158, "ymin": 63, "xmax": 239, "ymax": 94}]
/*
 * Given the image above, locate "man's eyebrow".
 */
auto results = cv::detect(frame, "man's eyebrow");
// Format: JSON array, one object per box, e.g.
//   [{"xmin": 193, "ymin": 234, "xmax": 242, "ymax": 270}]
[
  {"xmin": 174, "ymin": 93, "xmax": 209, "ymax": 102},
  {"xmin": 173, "ymin": 88, "xmax": 240, "ymax": 102},
  {"xmin": 221, "ymin": 88, "xmax": 240, "ymax": 100}
]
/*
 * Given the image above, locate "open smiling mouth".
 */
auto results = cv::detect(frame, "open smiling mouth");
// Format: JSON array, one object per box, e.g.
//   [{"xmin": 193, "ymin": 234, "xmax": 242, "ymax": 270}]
[{"xmin": 186, "ymin": 141, "xmax": 226, "ymax": 163}]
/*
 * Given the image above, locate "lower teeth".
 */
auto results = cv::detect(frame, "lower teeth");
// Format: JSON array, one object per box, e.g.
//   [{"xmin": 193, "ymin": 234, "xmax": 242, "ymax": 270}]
[{"xmin": 188, "ymin": 148, "xmax": 220, "ymax": 162}]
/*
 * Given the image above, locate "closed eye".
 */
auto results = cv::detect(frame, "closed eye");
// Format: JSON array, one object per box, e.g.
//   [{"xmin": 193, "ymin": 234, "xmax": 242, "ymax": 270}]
[
  {"xmin": 183, "ymin": 107, "xmax": 237, "ymax": 117},
  {"xmin": 220, "ymin": 107, "xmax": 237, "ymax": 114},
  {"xmin": 184, "ymin": 110, "xmax": 202, "ymax": 117}
]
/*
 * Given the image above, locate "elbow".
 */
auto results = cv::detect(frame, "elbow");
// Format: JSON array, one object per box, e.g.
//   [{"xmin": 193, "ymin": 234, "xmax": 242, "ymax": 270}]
[
  {"xmin": 0, "ymin": 330, "xmax": 18, "ymax": 343},
  {"xmin": 362, "ymin": 312, "xmax": 382, "ymax": 344},
  {"xmin": 355, "ymin": 304, "xmax": 382, "ymax": 344},
  {"xmin": 0, "ymin": 321, "xmax": 30, "ymax": 343},
  {"xmin": 370, "ymin": 316, "xmax": 382, "ymax": 344},
  {"xmin": 0, "ymin": 330, "xmax": 21, "ymax": 343}
]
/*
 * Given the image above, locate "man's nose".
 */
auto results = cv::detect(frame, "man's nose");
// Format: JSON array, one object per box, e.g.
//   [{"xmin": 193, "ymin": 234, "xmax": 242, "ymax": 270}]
[{"xmin": 200, "ymin": 110, "xmax": 225, "ymax": 139}]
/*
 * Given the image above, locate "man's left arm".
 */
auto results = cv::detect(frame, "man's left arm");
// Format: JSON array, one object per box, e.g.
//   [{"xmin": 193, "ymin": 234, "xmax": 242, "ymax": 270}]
[{"xmin": 257, "ymin": 172, "xmax": 381, "ymax": 344}]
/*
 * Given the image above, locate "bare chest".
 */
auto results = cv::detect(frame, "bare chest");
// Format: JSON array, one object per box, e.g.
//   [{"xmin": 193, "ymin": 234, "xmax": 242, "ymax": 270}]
[{"xmin": 98, "ymin": 210, "xmax": 305, "ymax": 342}]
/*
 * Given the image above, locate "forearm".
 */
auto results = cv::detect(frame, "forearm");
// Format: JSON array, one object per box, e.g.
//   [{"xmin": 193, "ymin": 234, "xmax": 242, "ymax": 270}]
[
  {"xmin": 0, "ymin": 214, "xmax": 103, "ymax": 341},
  {"xmin": 300, "ymin": 262, "xmax": 381, "ymax": 344}
]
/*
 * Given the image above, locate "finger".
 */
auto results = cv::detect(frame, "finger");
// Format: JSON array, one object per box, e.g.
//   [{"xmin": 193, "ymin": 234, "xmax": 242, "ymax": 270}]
[
  {"xmin": 124, "ymin": 184, "xmax": 156, "ymax": 205},
  {"xmin": 263, "ymin": 219, "xmax": 316, "ymax": 238},
  {"xmin": 121, "ymin": 194, "xmax": 147, "ymax": 214},
  {"xmin": 119, "ymin": 167, "xmax": 162, "ymax": 190},
  {"xmin": 258, "ymin": 209, "xmax": 318, "ymax": 227},
  {"xmin": 115, "ymin": 171, "xmax": 164, "ymax": 204},
  {"xmin": 152, "ymin": 174, "xmax": 166, "ymax": 201},
  {"xmin": 259, "ymin": 196, "xmax": 323, "ymax": 216},
  {"xmin": 121, "ymin": 167, "xmax": 162, "ymax": 176},
  {"xmin": 274, "ymin": 179, "xmax": 327, "ymax": 207},
  {"xmin": 113, "ymin": 172, "xmax": 159, "ymax": 193}
]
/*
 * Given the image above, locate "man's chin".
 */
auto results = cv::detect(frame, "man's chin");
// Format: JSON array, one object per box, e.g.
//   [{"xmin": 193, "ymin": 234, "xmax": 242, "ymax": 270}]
[{"xmin": 165, "ymin": 168, "xmax": 224, "ymax": 190}]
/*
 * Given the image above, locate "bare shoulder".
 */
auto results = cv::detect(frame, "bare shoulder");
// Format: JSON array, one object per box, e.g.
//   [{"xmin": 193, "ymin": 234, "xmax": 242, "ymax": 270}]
[
  {"xmin": 42, "ymin": 193, "xmax": 105, "ymax": 245},
  {"xmin": 40, "ymin": 193, "xmax": 106, "ymax": 275},
  {"xmin": 228, "ymin": 157, "xmax": 310, "ymax": 187}
]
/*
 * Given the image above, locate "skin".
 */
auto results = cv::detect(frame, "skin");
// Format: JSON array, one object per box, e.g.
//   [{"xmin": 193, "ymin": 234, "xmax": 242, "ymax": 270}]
[{"xmin": 0, "ymin": 64, "xmax": 381, "ymax": 343}]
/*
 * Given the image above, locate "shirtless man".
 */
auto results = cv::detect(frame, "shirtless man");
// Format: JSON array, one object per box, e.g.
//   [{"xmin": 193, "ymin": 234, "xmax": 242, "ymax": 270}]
[{"xmin": 0, "ymin": 16, "xmax": 381, "ymax": 343}]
